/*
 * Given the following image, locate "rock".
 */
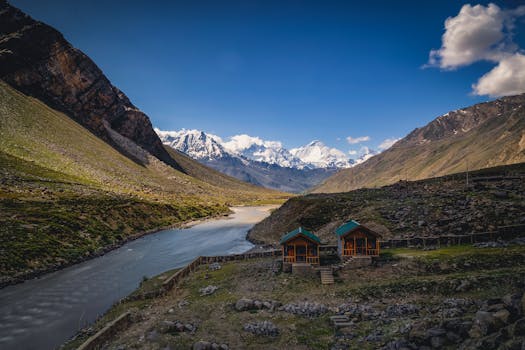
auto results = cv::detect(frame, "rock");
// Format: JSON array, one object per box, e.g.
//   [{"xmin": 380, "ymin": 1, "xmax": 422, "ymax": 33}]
[
  {"xmin": 199, "ymin": 285, "xmax": 219, "ymax": 296},
  {"xmin": 384, "ymin": 303, "xmax": 419, "ymax": 317},
  {"xmin": 430, "ymin": 336, "xmax": 445, "ymax": 348},
  {"xmin": 254, "ymin": 300, "xmax": 263, "ymax": 309},
  {"xmin": 146, "ymin": 330, "xmax": 159, "ymax": 342},
  {"xmin": 494, "ymin": 309, "xmax": 511, "ymax": 324},
  {"xmin": 456, "ymin": 280, "xmax": 471, "ymax": 292},
  {"xmin": 208, "ymin": 262, "xmax": 221, "ymax": 271},
  {"xmin": 175, "ymin": 322, "xmax": 185, "ymax": 332},
  {"xmin": 443, "ymin": 318, "xmax": 472, "ymax": 337},
  {"xmin": 243, "ymin": 321, "xmax": 279, "ymax": 336},
  {"xmin": 281, "ymin": 302, "xmax": 328, "ymax": 318},
  {"xmin": 470, "ymin": 310, "xmax": 505, "ymax": 338},
  {"xmin": 409, "ymin": 321, "xmax": 429, "ymax": 343},
  {"xmin": 193, "ymin": 341, "xmax": 211, "ymax": 350},
  {"xmin": 235, "ymin": 298, "xmax": 254, "ymax": 311},
  {"xmin": 185, "ymin": 323, "xmax": 196, "ymax": 332},
  {"xmin": 514, "ymin": 318, "xmax": 525, "ymax": 336},
  {"xmin": 503, "ymin": 293, "xmax": 522, "ymax": 317},
  {"xmin": 446, "ymin": 331, "xmax": 461, "ymax": 343},
  {"xmin": 488, "ymin": 303, "xmax": 506, "ymax": 312},
  {"xmin": 158, "ymin": 320, "xmax": 176, "ymax": 333},
  {"xmin": 426, "ymin": 328, "xmax": 446, "ymax": 337}
]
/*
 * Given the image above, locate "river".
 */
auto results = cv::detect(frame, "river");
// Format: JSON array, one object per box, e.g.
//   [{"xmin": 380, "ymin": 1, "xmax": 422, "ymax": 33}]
[{"xmin": 0, "ymin": 206, "xmax": 274, "ymax": 350}]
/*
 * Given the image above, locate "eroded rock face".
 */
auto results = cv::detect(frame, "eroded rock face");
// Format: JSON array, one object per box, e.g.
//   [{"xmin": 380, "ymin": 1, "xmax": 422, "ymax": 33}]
[{"xmin": 0, "ymin": 1, "xmax": 183, "ymax": 171}]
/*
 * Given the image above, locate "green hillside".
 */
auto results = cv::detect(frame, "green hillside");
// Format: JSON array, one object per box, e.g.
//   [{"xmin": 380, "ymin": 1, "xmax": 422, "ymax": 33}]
[{"xmin": 0, "ymin": 81, "xmax": 288, "ymax": 286}]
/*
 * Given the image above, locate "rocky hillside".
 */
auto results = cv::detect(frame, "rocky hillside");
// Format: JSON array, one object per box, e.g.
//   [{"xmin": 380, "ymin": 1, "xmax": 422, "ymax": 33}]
[
  {"xmin": 0, "ymin": 1, "xmax": 182, "ymax": 170},
  {"xmin": 248, "ymin": 162, "xmax": 525, "ymax": 244},
  {"xmin": 313, "ymin": 94, "xmax": 525, "ymax": 193}
]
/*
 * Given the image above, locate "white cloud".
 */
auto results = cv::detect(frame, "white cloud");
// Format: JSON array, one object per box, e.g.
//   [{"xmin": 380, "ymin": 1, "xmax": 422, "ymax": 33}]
[
  {"xmin": 427, "ymin": 4, "xmax": 513, "ymax": 69},
  {"xmin": 472, "ymin": 53, "xmax": 525, "ymax": 97},
  {"xmin": 378, "ymin": 137, "xmax": 401, "ymax": 151},
  {"xmin": 427, "ymin": 3, "xmax": 525, "ymax": 97},
  {"xmin": 346, "ymin": 135, "xmax": 370, "ymax": 144},
  {"xmin": 348, "ymin": 150, "xmax": 358, "ymax": 155}
]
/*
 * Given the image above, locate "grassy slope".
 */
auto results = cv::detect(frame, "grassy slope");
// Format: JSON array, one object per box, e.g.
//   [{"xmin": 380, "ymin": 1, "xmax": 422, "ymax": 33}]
[
  {"xmin": 313, "ymin": 101, "xmax": 525, "ymax": 193},
  {"xmin": 64, "ymin": 244, "xmax": 525, "ymax": 349},
  {"xmin": 0, "ymin": 81, "xmax": 288, "ymax": 285}
]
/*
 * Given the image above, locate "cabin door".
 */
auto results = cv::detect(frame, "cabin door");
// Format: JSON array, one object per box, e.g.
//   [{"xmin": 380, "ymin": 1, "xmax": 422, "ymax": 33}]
[
  {"xmin": 296, "ymin": 245, "xmax": 306, "ymax": 262},
  {"xmin": 356, "ymin": 238, "xmax": 366, "ymax": 255}
]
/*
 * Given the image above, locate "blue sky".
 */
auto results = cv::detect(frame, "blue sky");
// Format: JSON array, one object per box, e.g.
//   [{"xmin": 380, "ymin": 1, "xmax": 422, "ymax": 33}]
[{"xmin": 10, "ymin": 0, "xmax": 525, "ymax": 154}]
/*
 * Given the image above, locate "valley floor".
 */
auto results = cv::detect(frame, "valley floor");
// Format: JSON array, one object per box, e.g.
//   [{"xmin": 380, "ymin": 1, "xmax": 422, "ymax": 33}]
[{"xmin": 65, "ymin": 243, "xmax": 525, "ymax": 349}]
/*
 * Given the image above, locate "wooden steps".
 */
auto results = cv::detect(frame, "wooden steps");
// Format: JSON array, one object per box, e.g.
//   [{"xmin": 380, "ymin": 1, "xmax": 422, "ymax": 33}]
[
  {"xmin": 319, "ymin": 267, "xmax": 334, "ymax": 285},
  {"xmin": 330, "ymin": 315, "xmax": 352, "ymax": 328}
]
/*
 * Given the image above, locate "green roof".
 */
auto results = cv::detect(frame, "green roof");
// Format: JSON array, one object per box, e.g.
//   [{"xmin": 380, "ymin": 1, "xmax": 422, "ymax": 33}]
[
  {"xmin": 279, "ymin": 227, "xmax": 321, "ymax": 245},
  {"xmin": 335, "ymin": 220, "xmax": 361, "ymax": 237}
]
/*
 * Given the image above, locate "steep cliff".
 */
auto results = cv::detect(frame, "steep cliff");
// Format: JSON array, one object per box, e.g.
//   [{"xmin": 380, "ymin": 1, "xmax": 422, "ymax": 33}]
[{"xmin": 0, "ymin": 1, "xmax": 182, "ymax": 170}]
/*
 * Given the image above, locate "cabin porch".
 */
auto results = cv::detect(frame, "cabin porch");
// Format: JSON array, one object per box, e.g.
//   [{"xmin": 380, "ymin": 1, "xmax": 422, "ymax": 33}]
[
  {"xmin": 340, "ymin": 232, "xmax": 380, "ymax": 257},
  {"xmin": 282, "ymin": 240, "xmax": 320, "ymax": 264}
]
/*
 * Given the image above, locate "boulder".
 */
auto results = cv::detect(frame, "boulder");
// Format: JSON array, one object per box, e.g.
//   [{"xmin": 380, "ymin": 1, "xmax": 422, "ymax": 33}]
[
  {"xmin": 430, "ymin": 336, "xmax": 445, "ymax": 348},
  {"xmin": 199, "ymin": 285, "xmax": 219, "ymax": 296},
  {"xmin": 243, "ymin": 320, "xmax": 279, "ymax": 337},
  {"xmin": 409, "ymin": 321, "xmax": 430, "ymax": 343},
  {"xmin": 193, "ymin": 341, "xmax": 211, "ymax": 350},
  {"xmin": 494, "ymin": 309, "xmax": 511, "ymax": 324},
  {"xmin": 514, "ymin": 318, "xmax": 525, "ymax": 336},
  {"xmin": 470, "ymin": 311, "xmax": 505, "ymax": 338},
  {"xmin": 235, "ymin": 298, "xmax": 254, "ymax": 311}
]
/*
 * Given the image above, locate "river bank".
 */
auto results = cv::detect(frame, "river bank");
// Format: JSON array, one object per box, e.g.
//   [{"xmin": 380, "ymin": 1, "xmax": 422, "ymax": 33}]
[
  {"xmin": 0, "ymin": 207, "xmax": 234, "ymax": 289},
  {"xmin": 0, "ymin": 206, "xmax": 275, "ymax": 350}
]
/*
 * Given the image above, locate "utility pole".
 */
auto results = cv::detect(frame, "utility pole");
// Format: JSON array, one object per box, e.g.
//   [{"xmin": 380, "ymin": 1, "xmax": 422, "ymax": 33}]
[{"xmin": 466, "ymin": 158, "xmax": 469, "ymax": 190}]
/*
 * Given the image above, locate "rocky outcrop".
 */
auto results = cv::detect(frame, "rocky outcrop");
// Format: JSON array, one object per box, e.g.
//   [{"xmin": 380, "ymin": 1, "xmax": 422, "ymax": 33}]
[{"xmin": 0, "ymin": 1, "xmax": 183, "ymax": 171}]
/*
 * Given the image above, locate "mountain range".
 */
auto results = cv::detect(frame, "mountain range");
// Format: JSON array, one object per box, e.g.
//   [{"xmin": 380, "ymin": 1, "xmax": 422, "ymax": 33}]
[{"xmin": 156, "ymin": 128, "xmax": 376, "ymax": 192}]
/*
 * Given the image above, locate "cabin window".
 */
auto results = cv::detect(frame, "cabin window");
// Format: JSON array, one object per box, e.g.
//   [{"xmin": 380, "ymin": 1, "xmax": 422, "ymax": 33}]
[{"xmin": 307, "ymin": 245, "xmax": 317, "ymax": 256}]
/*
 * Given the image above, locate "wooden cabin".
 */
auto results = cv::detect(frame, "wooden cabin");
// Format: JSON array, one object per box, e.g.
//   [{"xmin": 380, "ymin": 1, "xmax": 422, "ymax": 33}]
[
  {"xmin": 280, "ymin": 227, "xmax": 321, "ymax": 265},
  {"xmin": 335, "ymin": 220, "xmax": 381, "ymax": 257}
]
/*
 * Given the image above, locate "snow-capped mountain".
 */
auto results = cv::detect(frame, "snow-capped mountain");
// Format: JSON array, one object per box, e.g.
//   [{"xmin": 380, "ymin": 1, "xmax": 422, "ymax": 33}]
[
  {"xmin": 156, "ymin": 128, "xmax": 375, "ymax": 170},
  {"xmin": 221, "ymin": 134, "xmax": 305, "ymax": 168},
  {"xmin": 290, "ymin": 140, "xmax": 354, "ymax": 168},
  {"xmin": 155, "ymin": 129, "xmax": 227, "ymax": 160},
  {"xmin": 155, "ymin": 128, "xmax": 378, "ymax": 193},
  {"xmin": 353, "ymin": 146, "xmax": 378, "ymax": 165}
]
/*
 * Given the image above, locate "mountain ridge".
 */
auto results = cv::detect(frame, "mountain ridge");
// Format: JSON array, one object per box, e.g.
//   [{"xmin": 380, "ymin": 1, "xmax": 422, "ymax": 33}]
[{"xmin": 313, "ymin": 93, "xmax": 525, "ymax": 193}]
